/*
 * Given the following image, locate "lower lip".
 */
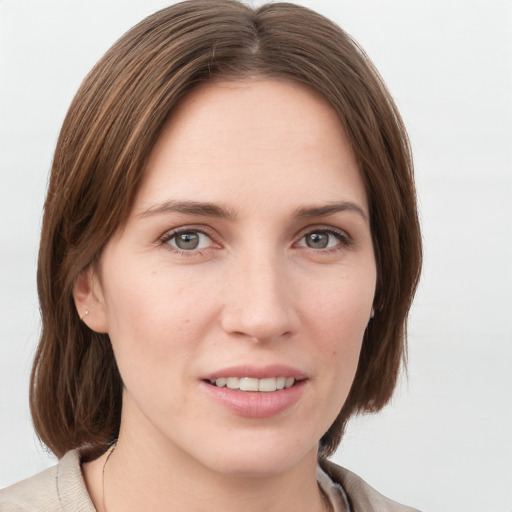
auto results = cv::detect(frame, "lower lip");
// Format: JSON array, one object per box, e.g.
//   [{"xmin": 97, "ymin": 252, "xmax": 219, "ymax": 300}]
[{"xmin": 200, "ymin": 380, "xmax": 307, "ymax": 418}]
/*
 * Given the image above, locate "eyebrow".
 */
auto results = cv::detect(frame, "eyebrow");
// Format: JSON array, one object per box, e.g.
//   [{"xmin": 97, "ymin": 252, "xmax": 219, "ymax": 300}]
[
  {"xmin": 293, "ymin": 202, "xmax": 369, "ymax": 223},
  {"xmin": 138, "ymin": 199, "xmax": 368, "ymax": 222},
  {"xmin": 138, "ymin": 200, "xmax": 237, "ymax": 219}
]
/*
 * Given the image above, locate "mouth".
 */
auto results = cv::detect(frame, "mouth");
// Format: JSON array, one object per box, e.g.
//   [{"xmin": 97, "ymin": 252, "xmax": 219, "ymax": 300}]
[
  {"xmin": 207, "ymin": 376, "xmax": 299, "ymax": 392},
  {"xmin": 201, "ymin": 369, "xmax": 307, "ymax": 417}
]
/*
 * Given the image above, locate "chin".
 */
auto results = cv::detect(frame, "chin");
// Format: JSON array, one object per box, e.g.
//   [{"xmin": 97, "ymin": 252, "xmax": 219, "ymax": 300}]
[{"xmin": 190, "ymin": 432, "xmax": 318, "ymax": 478}]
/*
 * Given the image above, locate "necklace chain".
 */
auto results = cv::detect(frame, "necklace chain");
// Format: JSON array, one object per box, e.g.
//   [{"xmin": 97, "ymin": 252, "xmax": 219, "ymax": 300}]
[{"xmin": 101, "ymin": 443, "xmax": 117, "ymax": 512}]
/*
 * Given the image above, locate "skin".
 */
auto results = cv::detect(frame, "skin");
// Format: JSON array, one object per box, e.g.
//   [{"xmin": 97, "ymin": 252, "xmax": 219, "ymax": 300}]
[{"xmin": 75, "ymin": 79, "xmax": 377, "ymax": 512}]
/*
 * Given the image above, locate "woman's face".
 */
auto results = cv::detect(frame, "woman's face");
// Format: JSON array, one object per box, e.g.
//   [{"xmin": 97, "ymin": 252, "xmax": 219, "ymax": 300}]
[{"xmin": 80, "ymin": 80, "xmax": 376, "ymax": 476}]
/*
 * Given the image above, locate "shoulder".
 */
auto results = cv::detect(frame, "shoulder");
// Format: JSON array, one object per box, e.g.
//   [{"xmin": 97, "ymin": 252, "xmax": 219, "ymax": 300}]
[
  {"xmin": 0, "ymin": 450, "xmax": 95, "ymax": 512},
  {"xmin": 320, "ymin": 458, "xmax": 422, "ymax": 512},
  {"xmin": 0, "ymin": 462, "xmax": 59, "ymax": 512}
]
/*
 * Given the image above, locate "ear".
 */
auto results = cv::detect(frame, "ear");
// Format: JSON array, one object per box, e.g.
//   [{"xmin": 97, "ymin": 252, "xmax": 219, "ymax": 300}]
[{"xmin": 73, "ymin": 266, "xmax": 109, "ymax": 333}]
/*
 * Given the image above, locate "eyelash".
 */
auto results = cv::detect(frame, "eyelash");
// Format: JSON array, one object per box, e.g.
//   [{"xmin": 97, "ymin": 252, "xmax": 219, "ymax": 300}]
[
  {"xmin": 157, "ymin": 226, "xmax": 353, "ymax": 256},
  {"xmin": 295, "ymin": 227, "xmax": 353, "ymax": 252},
  {"xmin": 158, "ymin": 227, "xmax": 216, "ymax": 256}
]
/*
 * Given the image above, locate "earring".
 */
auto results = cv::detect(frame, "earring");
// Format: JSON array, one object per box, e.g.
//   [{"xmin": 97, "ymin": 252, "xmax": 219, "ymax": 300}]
[
  {"xmin": 370, "ymin": 307, "xmax": 375, "ymax": 319},
  {"xmin": 80, "ymin": 310, "xmax": 89, "ymax": 321}
]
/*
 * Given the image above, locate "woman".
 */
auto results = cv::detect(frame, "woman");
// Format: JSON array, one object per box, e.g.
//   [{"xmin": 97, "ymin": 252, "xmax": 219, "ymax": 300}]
[{"xmin": 0, "ymin": 1, "xmax": 422, "ymax": 510}]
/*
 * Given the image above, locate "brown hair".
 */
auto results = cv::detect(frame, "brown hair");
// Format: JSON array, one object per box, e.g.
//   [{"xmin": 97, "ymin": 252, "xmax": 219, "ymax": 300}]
[{"xmin": 31, "ymin": 0, "xmax": 421, "ymax": 461}]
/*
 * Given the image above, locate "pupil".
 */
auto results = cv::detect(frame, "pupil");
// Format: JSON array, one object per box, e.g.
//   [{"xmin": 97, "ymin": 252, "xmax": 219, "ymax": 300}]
[
  {"xmin": 307, "ymin": 232, "xmax": 328, "ymax": 249},
  {"xmin": 176, "ymin": 232, "xmax": 199, "ymax": 250}
]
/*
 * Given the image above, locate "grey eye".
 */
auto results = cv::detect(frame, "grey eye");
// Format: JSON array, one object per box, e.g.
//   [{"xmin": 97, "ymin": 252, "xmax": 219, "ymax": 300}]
[
  {"xmin": 297, "ymin": 229, "xmax": 347, "ymax": 250},
  {"xmin": 305, "ymin": 232, "xmax": 329, "ymax": 249},
  {"xmin": 168, "ymin": 231, "xmax": 212, "ymax": 251},
  {"xmin": 175, "ymin": 232, "xmax": 200, "ymax": 250}
]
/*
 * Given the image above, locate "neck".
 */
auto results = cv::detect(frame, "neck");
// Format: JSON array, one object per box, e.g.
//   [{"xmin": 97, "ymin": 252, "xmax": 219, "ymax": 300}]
[
  {"xmin": 104, "ymin": 436, "xmax": 326, "ymax": 512},
  {"xmin": 89, "ymin": 409, "xmax": 328, "ymax": 512}
]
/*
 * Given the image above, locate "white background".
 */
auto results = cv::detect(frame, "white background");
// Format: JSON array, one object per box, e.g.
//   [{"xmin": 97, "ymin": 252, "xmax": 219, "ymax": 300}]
[{"xmin": 0, "ymin": 1, "xmax": 511, "ymax": 511}]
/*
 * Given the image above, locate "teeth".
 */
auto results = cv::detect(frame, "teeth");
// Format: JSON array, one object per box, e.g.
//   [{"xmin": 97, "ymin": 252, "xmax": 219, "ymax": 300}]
[
  {"xmin": 215, "ymin": 377, "xmax": 227, "ymax": 388},
  {"xmin": 240, "ymin": 378, "xmax": 259, "ymax": 391},
  {"xmin": 226, "ymin": 377, "xmax": 240, "ymax": 389},
  {"xmin": 211, "ymin": 376, "xmax": 296, "ymax": 392},
  {"xmin": 258, "ymin": 377, "xmax": 277, "ymax": 392}
]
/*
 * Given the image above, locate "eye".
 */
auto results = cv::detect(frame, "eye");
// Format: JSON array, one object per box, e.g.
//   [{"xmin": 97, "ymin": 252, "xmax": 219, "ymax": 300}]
[
  {"xmin": 164, "ymin": 230, "xmax": 213, "ymax": 251},
  {"xmin": 296, "ymin": 229, "xmax": 349, "ymax": 250}
]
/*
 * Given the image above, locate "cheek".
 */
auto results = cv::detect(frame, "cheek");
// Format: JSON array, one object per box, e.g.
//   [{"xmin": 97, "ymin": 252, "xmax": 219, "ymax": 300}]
[
  {"xmin": 296, "ymin": 295, "xmax": 369, "ymax": 441},
  {"xmin": 100, "ymin": 267, "xmax": 221, "ymax": 385},
  {"xmin": 306, "ymin": 271, "xmax": 374, "ymax": 384},
  {"xmin": 309, "ymin": 274, "xmax": 374, "ymax": 339},
  {"xmin": 103, "ymin": 266, "xmax": 204, "ymax": 337},
  {"xmin": 317, "ymin": 315, "xmax": 364, "ymax": 385}
]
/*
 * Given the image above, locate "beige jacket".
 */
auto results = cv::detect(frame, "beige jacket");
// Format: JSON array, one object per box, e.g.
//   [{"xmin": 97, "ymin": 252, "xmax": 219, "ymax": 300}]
[{"xmin": 0, "ymin": 450, "xmax": 420, "ymax": 511}]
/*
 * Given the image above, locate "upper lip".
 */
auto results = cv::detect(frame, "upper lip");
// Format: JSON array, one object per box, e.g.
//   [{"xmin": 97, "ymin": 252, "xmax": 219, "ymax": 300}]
[{"xmin": 201, "ymin": 364, "xmax": 308, "ymax": 381}]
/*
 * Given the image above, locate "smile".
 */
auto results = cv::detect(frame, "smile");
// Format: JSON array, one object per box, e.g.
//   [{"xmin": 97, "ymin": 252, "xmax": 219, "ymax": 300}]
[
  {"xmin": 202, "ymin": 376, "xmax": 307, "ymax": 418},
  {"xmin": 209, "ymin": 377, "xmax": 296, "ymax": 392}
]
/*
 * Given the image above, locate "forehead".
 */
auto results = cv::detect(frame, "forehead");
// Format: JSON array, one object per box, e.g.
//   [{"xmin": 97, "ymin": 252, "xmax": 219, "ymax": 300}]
[
  {"xmin": 135, "ymin": 79, "xmax": 367, "ymax": 214},
  {"xmin": 155, "ymin": 78, "xmax": 347, "ymax": 158}
]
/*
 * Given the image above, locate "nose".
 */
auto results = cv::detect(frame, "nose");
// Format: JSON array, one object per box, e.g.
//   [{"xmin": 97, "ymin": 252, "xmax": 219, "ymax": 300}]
[{"xmin": 220, "ymin": 251, "xmax": 298, "ymax": 343}]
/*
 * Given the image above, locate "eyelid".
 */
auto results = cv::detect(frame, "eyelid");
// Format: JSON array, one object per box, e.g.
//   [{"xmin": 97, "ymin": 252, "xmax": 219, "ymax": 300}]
[
  {"xmin": 294, "ymin": 225, "xmax": 353, "ymax": 249},
  {"xmin": 158, "ymin": 225, "xmax": 219, "ymax": 253}
]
